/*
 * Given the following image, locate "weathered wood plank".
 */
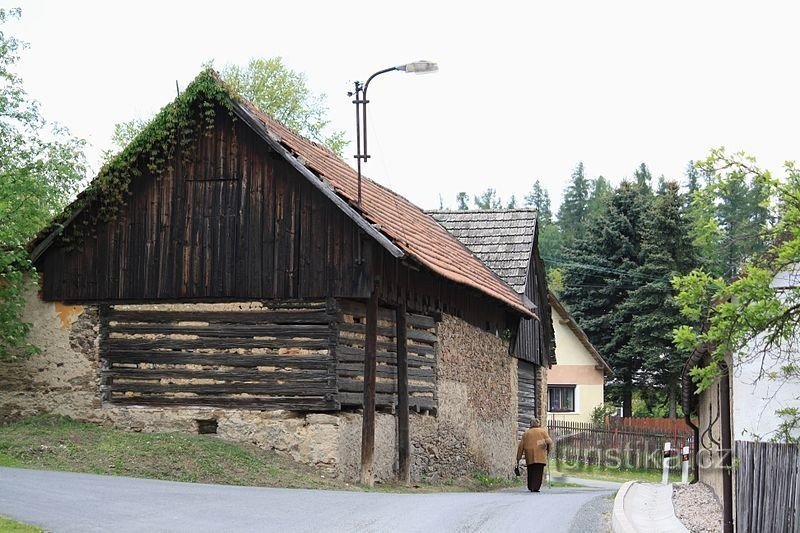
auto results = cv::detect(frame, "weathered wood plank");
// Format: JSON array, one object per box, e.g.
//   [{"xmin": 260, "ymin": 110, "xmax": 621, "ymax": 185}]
[
  {"xmin": 107, "ymin": 337, "xmax": 329, "ymax": 351},
  {"xmin": 110, "ymin": 324, "xmax": 331, "ymax": 337},
  {"xmin": 338, "ymin": 378, "xmax": 433, "ymax": 394},
  {"xmin": 108, "ymin": 395, "xmax": 338, "ymax": 410},
  {"xmin": 338, "ymin": 322, "xmax": 437, "ymax": 344},
  {"xmin": 396, "ymin": 303, "xmax": 410, "ymax": 484},
  {"xmin": 103, "ymin": 368, "xmax": 331, "ymax": 382},
  {"xmin": 109, "ymin": 309, "xmax": 330, "ymax": 324},
  {"xmin": 339, "ymin": 392, "xmax": 436, "ymax": 411},
  {"xmin": 337, "ymin": 338, "xmax": 434, "ymax": 356},
  {"xmin": 337, "ymin": 363, "xmax": 434, "ymax": 380},
  {"xmin": 104, "ymin": 351, "xmax": 330, "ymax": 369},
  {"xmin": 335, "ymin": 346, "xmax": 435, "ymax": 368},
  {"xmin": 111, "ymin": 382, "xmax": 336, "ymax": 395}
]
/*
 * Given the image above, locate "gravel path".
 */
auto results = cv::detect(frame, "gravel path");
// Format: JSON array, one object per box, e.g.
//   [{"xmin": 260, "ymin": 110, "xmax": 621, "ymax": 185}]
[
  {"xmin": 568, "ymin": 493, "xmax": 613, "ymax": 532},
  {"xmin": 673, "ymin": 482, "xmax": 722, "ymax": 532}
]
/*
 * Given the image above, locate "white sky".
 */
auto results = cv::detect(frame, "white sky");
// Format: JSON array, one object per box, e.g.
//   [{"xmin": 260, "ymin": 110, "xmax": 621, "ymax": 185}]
[{"xmin": 5, "ymin": 0, "xmax": 800, "ymax": 211}]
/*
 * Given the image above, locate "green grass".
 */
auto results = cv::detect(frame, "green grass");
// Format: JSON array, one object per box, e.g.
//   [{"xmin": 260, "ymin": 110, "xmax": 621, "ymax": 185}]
[
  {"xmin": 0, "ymin": 415, "xmax": 548, "ymax": 494},
  {"xmin": 0, "ymin": 415, "xmax": 344, "ymax": 490},
  {"xmin": 553, "ymin": 463, "xmax": 682, "ymax": 484},
  {"xmin": 0, "ymin": 515, "xmax": 43, "ymax": 532}
]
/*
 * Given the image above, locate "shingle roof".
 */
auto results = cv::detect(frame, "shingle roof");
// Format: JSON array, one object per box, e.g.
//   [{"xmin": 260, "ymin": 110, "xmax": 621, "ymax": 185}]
[{"xmin": 427, "ymin": 210, "xmax": 537, "ymax": 292}]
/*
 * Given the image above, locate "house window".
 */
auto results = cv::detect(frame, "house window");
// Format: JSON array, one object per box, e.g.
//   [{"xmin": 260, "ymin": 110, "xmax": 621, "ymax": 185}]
[{"xmin": 548, "ymin": 385, "xmax": 576, "ymax": 412}]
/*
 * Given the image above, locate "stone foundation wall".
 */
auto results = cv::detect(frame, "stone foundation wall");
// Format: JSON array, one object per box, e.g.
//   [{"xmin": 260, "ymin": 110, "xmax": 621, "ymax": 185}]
[{"xmin": 1, "ymin": 292, "xmax": 518, "ymax": 483}]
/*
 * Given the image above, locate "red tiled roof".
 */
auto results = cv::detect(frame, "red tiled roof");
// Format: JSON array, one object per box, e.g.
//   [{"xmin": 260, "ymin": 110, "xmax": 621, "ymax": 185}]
[{"xmin": 237, "ymin": 99, "xmax": 533, "ymax": 318}]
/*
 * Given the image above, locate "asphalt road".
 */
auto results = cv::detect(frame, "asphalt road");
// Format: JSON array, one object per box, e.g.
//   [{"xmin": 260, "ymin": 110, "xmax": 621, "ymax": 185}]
[{"xmin": 0, "ymin": 467, "xmax": 612, "ymax": 532}]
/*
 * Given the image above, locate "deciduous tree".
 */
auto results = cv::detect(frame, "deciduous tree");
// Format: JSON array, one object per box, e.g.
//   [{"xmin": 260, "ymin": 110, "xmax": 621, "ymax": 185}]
[{"xmin": 0, "ymin": 8, "xmax": 86, "ymax": 360}]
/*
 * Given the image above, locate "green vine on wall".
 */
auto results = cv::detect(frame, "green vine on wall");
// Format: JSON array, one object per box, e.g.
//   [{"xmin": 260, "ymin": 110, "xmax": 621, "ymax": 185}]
[{"xmin": 52, "ymin": 69, "xmax": 236, "ymax": 246}]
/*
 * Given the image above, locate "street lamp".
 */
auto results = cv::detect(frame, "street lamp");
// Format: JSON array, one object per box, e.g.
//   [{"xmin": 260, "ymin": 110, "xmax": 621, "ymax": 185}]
[{"xmin": 350, "ymin": 61, "xmax": 438, "ymax": 205}]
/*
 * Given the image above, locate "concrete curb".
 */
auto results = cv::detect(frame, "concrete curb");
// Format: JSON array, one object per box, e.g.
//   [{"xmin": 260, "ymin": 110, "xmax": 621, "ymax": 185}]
[{"xmin": 612, "ymin": 480, "xmax": 638, "ymax": 533}]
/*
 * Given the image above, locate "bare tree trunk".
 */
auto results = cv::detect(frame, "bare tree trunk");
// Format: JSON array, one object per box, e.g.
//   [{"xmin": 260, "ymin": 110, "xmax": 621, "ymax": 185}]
[{"xmin": 668, "ymin": 384, "xmax": 677, "ymax": 420}]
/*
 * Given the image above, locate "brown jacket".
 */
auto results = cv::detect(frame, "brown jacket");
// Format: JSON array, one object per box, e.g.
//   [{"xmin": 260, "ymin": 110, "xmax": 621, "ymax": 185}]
[{"xmin": 516, "ymin": 427, "xmax": 553, "ymax": 465}]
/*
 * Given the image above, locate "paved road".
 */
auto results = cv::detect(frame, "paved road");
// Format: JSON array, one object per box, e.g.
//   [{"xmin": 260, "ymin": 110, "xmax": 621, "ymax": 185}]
[{"xmin": 0, "ymin": 467, "xmax": 612, "ymax": 532}]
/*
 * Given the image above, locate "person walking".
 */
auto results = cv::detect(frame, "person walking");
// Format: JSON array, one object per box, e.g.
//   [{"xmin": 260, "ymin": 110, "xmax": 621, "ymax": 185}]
[{"xmin": 516, "ymin": 418, "xmax": 553, "ymax": 492}]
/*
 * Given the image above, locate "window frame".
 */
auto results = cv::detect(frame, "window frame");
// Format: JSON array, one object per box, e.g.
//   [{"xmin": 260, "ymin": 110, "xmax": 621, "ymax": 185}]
[{"xmin": 548, "ymin": 385, "xmax": 576, "ymax": 413}]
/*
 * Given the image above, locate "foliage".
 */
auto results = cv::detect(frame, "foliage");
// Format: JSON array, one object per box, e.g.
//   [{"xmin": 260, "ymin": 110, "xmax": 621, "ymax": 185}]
[
  {"xmin": 217, "ymin": 57, "xmax": 346, "ymax": 156},
  {"xmin": 473, "ymin": 188, "xmax": 502, "ymax": 209},
  {"xmin": 771, "ymin": 407, "xmax": 800, "ymax": 444},
  {"xmin": 561, "ymin": 180, "xmax": 652, "ymax": 416},
  {"xmin": 102, "ymin": 117, "xmax": 150, "ymax": 160},
  {"xmin": 0, "ymin": 515, "xmax": 42, "ymax": 533},
  {"xmin": 58, "ymin": 69, "xmax": 234, "ymax": 246},
  {"xmin": 621, "ymin": 181, "xmax": 696, "ymax": 417},
  {"xmin": 590, "ymin": 403, "xmax": 618, "ymax": 426},
  {"xmin": 455, "ymin": 192, "xmax": 469, "ymax": 210},
  {"xmin": 0, "ymin": 8, "xmax": 86, "ymax": 360},
  {"xmin": 673, "ymin": 149, "xmax": 799, "ymax": 399},
  {"xmin": 686, "ymin": 149, "xmax": 770, "ymax": 280},
  {"xmin": 556, "ymin": 162, "xmax": 590, "ymax": 247},
  {"xmin": 525, "ymin": 179, "xmax": 553, "ymax": 223}
]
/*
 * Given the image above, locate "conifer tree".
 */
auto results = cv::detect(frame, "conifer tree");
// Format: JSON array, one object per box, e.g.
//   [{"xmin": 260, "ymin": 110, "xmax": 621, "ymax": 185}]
[
  {"xmin": 557, "ymin": 162, "xmax": 591, "ymax": 247},
  {"xmin": 561, "ymin": 181, "xmax": 651, "ymax": 416},
  {"xmin": 525, "ymin": 180, "xmax": 553, "ymax": 224},
  {"xmin": 621, "ymin": 181, "xmax": 696, "ymax": 417}
]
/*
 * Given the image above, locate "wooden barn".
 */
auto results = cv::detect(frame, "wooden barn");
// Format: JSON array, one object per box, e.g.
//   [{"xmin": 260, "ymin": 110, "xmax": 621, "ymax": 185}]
[
  {"xmin": 428, "ymin": 209, "xmax": 555, "ymax": 433},
  {"xmin": 1, "ymin": 70, "xmax": 537, "ymax": 483}
]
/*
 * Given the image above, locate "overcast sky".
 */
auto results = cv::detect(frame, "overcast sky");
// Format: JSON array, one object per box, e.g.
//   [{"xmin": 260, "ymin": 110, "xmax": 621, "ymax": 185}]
[{"xmin": 5, "ymin": 1, "xmax": 800, "ymax": 211}]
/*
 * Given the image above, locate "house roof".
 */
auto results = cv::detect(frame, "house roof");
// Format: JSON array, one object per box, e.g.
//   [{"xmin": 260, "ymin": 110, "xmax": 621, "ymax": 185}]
[
  {"xmin": 427, "ymin": 209, "xmax": 537, "ymax": 292},
  {"xmin": 31, "ymin": 70, "xmax": 532, "ymax": 318},
  {"xmin": 548, "ymin": 294, "xmax": 614, "ymax": 376}
]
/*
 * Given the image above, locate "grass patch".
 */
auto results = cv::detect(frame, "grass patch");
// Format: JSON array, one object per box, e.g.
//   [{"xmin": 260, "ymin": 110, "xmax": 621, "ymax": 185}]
[
  {"xmin": 553, "ymin": 463, "xmax": 681, "ymax": 484},
  {"xmin": 0, "ymin": 515, "xmax": 43, "ymax": 532},
  {"xmin": 0, "ymin": 415, "xmax": 533, "ymax": 494},
  {"xmin": 0, "ymin": 415, "xmax": 344, "ymax": 490}
]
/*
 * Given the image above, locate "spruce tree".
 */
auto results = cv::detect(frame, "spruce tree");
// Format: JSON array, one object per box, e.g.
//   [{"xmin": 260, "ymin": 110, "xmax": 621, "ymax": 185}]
[
  {"xmin": 525, "ymin": 180, "xmax": 553, "ymax": 224},
  {"xmin": 621, "ymin": 181, "xmax": 696, "ymax": 418},
  {"xmin": 557, "ymin": 162, "xmax": 591, "ymax": 247},
  {"xmin": 561, "ymin": 181, "xmax": 651, "ymax": 416}
]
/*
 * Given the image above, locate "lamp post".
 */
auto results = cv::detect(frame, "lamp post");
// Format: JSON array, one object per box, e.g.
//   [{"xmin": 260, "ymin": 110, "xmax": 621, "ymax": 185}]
[
  {"xmin": 350, "ymin": 60, "xmax": 438, "ymax": 205},
  {"xmin": 349, "ymin": 60, "xmax": 437, "ymax": 486}
]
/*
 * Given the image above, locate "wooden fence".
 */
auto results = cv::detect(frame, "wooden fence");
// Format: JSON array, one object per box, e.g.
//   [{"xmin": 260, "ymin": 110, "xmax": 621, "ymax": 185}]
[
  {"xmin": 735, "ymin": 440, "xmax": 800, "ymax": 533},
  {"xmin": 548, "ymin": 419, "xmax": 694, "ymax": 471}
]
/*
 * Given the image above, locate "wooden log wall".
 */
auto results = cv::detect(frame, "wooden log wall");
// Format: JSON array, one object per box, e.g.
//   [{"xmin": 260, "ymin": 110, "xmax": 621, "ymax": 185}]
[
  {"xmin": 335, "ymin": 299, "xmax": 438, "ymax": 414},
  {"xmin": 514, "ymin": 235, "xmax": 553, "ymax": 367},
  {"xmin": 517, "ymin": 359, "xmax": 538, "ymax": 436},
  {"xmin": 100, "ymin": 300, "xmax": 339, "ymax": 410}
]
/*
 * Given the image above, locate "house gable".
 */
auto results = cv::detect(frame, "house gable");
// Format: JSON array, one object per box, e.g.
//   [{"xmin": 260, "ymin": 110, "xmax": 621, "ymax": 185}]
[
  {"xmin": 32, "ymin": 70, "xmax": 531, "ymax": 320},
  {"xmin": 429, "ymin": 209, "xmax": 553, "ymax": 366},
  {"xmin": 35, "ymin": 107, "xmax": 371, "ymax": 301}
]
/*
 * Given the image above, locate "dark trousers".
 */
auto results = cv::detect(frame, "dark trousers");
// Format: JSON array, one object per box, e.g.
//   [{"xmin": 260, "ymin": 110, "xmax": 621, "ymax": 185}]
[{"xmin": 527, "ymin": 463, "xmax": 545, "ymax": 492}]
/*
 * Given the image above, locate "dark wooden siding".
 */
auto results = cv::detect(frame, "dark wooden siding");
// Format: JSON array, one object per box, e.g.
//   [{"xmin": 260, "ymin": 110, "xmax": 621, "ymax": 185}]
[
  {"xmin": 100, "ymin": 300, "xmax": 339, "ymax": 410},
  {"xmin": 514, "ymin": 227, "xmax": 554, "ymax": 366},
  {"xmin": 335, "ymin": 299, "xmax": 438, "ymax": 413},
  {"xmin": 517, "ymin": 359, "xmax": 538, "ymax": 436},
  {"xmin": 36, "ymin": 105, "xmax": 518, "ymax": 340},
  {"xmin": 37, "ymin": 109, "xmax": 368, "ymax": 302}
]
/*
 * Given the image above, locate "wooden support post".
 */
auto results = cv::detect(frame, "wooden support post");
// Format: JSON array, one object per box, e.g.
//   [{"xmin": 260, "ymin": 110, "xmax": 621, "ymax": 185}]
[
  {"xmin": 360, "ymin": 288, "xmax": 378, "ymax": 486},
  {"xmin": 396, "ymin": 302, "xmax": 410, "ymax": 484}
]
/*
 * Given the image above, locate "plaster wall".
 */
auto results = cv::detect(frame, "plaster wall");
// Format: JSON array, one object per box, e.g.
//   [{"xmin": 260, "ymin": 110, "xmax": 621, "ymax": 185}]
[{"xmin": 548, "ymin": 307, "xmax": 606, "ymax": 423}]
